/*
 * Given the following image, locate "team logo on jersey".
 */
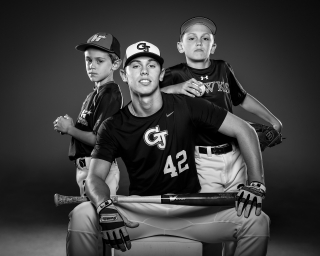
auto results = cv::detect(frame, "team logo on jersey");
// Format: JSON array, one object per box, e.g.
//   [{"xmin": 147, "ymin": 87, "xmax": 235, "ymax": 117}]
[
  {"xmin": 200, "ymin": 75, "xmax": 209, "ymax": 80},
  {"xmin": 91, "ymin": 34, "xmax": 106, "ymax": 42},
  {"xmin": 202, "ymin": 81, "xmax": 230, "ymax": 94},
  {"xmin": 77, "ymin": 110, "xmax": 92, "ymax": 126},
  {"xmin": 144, "ymin": 125, "xmax": 168, "ymax": 150},
  {"xmin": 137, "ymin": 43, "xmax": 150, "ymax": 52}
]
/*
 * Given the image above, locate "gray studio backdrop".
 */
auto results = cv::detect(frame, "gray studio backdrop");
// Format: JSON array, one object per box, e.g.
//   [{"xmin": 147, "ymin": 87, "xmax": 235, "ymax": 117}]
[{"xmin": 1, "ymin": 1, "xmax": 319, "ymax": 256}]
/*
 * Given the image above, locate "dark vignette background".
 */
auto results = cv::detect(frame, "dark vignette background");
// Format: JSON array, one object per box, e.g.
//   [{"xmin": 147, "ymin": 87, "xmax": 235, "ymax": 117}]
[{"xmin": 1, "ymin": 1, "xmax": 319, "ymax": 255}]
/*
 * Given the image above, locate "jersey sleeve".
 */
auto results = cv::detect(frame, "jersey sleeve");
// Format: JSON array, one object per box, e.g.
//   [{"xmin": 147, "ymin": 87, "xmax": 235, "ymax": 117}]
[
  {"xmin": 92, "ymin": 87, "xmax": 122, "ymax": 135},
  {"xmin": 225, "ymin": 62, "xmax": 247, "ymax": 106},
  {"xmin": 185, "ymin": 96, "xmax": 228, "ymax": 132},
  {"xmin": 91, "ymin": 118, "xmax": 118, "ymax": 163},
  {"xmin": 159, "ymin": 68, "xmax": 174, "ymax": 88}
]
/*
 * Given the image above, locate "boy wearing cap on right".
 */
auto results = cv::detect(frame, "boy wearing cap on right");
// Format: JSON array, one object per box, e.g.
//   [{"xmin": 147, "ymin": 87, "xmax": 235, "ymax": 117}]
[
  {"xmin": 160, "ymin": 16, "xmax": 281, "ymax": 255},
  {"xmin": 161, "ymin": 16, "xmax": 282, "ymax": 193}
]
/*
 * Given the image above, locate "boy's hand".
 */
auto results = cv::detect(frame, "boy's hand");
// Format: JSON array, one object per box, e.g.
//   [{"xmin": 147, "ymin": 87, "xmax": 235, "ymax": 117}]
[
  {"xmin": 98, "ymin": 201, "xmax": 139, "ymax": 252},
  {"xmin": 235, "ymin": 182, "xmax": 266, "ymax": 218},
  {"xmin": 53, "ymin": 114, "xmax": 74, "ymax": 135},
  {"xmin": 176, "ymin": 78, "xmax": 205, "ymax": 97}
]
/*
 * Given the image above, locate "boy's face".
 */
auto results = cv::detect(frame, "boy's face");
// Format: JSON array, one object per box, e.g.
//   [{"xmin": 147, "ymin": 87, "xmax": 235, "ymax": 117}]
[
  {"xmin": 120, "ymin": 56, "xmax": 165, "ymax": 96},
  {"xmin": 84, "ymin": 48, "xmax": 116, "ymax": 84},
  {"xmin": 178, "ymin": 24, "xmax": 216, "ymax": 61}
]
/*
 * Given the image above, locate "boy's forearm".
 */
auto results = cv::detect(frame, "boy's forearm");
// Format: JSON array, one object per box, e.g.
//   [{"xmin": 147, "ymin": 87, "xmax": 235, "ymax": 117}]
[
  {"xmin": 67, "ymin": 126, "xmax": 96, "ymax": 146},
  {"xmin": 241, "ymin": 93, "xmax": 283, "ymax": 131},
  {"xmin": 86, "ymin": 159, "xmax": 112, "ymax": 207},
  {"xmin": 237, "ymin": 124, "xmax": 265, "ymax": 184},
  {"xmin": 86, "ymin": 173, "xmax": 111, "ymax": 207},
  {"xmin": 219, "ymin": 113, "xmax": 265, "ymax": 184},
  {"xmin": 160, "ymin": 84, "xmax": 179, "ymax": 94}
]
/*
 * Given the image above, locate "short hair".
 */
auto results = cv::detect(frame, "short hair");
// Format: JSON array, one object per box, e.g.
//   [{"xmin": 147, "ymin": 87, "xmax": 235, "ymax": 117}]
[{"xmin": 108, "ymin": 52, "xmax": 120, "ymax": 64}]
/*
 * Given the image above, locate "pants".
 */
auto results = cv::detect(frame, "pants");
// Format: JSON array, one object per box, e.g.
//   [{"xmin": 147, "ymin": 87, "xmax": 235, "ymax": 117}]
[
  {"xmin": 75, "ymin": 157, "xmax": 120, "ymax": 196},
  {"xmin": 195, "ymin": 144, "xmax": 247, "ymax": 193},
  {"xmin": 195, "ymin": 144, "xmax": 248, "ymax": 255},
  {"xmin": 67, "ymin": 200, "xmax": 270, "ymax": 256}
]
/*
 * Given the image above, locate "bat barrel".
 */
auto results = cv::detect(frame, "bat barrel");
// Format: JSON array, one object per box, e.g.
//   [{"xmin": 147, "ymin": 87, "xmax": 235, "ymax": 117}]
[{"xmin": 161, "ymin": 192, "xmax": 237, "ymax": 206}]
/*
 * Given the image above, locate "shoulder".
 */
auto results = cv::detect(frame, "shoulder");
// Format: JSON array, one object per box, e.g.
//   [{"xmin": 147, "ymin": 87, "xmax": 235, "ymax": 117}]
[
  {"xmin": 165, "ymin": 63, "xmax": 187, "ymax": 74},
  {"xmin": 211, "ymin": 59, "xmax": 235, "ymax": 74},
  {"xmin": 163, "ymin": 93, "xmax": 208, "ymax": 109},
  {"xmin": 100, "ymin": 82, "xmax": 121, "ymax": 94},
  {"xmin": 100, "ymin": 107, "xmax": 124, "ymax": 127},
  {"xmin": 211, "ymin": 59, "xmax": 228, "ymax": 67}
]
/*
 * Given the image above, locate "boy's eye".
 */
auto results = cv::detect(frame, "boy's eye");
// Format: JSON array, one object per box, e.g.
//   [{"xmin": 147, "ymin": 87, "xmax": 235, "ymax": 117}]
[{"xmin": 188, "ymin": 37, "xmax": 195, "ymax": 40}]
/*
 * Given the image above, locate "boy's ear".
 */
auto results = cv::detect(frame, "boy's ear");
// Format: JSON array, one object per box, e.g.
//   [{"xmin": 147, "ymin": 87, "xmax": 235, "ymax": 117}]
[
  {"xmin": 177, "ymin": 41, "xmax": 185, "ymax": 54},
  {"xmin": 159, "ymin": 68, "xmax": 166, "ymax": 82},
  {"xmin": 119, "ymin": 69, "xmax": 127, "ymax": 82},
  {"xmin": 210, "ymin": 43, "xmax": 217, "ymax": 55},
  {"xmin": 112, "ymin": 59, "xmax": 122, "ymax": 71}
]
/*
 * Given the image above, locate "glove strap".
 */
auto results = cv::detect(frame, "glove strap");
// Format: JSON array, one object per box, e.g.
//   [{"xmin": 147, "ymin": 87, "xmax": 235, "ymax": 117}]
[
  {"xmin": 250, "ymin": 181, "xmax": 266, "ymax": 194},
  {"xmin": 97, "ymin": 199, "xmax": 113, "ymax": 215}
]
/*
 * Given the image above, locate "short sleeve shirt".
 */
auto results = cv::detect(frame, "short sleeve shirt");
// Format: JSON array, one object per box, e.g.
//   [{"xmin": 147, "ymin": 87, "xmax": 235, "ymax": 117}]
[
  {"xmin": 92, "ymin": 93, "xmax": 227, "ymax": 196},
  {"xmin": 160, "ymin": 59, "xmax": 247, "ymax": 146},
  {"xmin": 68, "ymin": 82, "xmax": 123, "ymax": 160}
]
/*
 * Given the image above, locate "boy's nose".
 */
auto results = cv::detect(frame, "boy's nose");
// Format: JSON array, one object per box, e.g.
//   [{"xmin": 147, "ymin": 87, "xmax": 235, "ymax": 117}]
[{"xmin": 141, "ymin": 68, "xmax": 148, "ymax": 75}]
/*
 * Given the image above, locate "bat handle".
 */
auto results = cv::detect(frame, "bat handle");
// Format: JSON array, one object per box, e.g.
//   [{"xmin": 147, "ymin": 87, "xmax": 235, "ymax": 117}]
[{"xmin": 54, "ymin": 193, "xmax": 88, "ymax": 206}]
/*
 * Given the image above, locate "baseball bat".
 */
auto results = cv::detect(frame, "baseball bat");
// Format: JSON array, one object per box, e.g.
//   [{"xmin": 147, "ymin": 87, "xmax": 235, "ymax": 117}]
[{"xmin": 54, "ymin": 193, "xmax": 237, "ymax": 207}]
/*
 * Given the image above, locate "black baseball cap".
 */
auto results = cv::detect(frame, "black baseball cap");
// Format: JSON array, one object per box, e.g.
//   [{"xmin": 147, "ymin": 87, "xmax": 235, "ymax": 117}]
[
  {"xmin": 75, "ymin": 32, "xmax": 121, "ymax": 59},
  {"xmin": 123, "ymin": 41, "xmax": 164, "ymax": 68},
  {"xmin": 180, "ymin": 16, "xmax": 217, "ymax": 39}
]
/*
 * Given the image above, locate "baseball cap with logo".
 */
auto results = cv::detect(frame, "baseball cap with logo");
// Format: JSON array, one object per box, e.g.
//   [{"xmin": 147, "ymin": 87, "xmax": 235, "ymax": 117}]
[
  {"xmin": 75, "ymin": 32, "xmax": 121, "ymax": 58},
  {"xmin": 123, "ymin": 41, "xmax": 164, "ymax": 68},
  {"xmin": 180, "ymin": 16, "xmax": 217, "ymax": 39}
]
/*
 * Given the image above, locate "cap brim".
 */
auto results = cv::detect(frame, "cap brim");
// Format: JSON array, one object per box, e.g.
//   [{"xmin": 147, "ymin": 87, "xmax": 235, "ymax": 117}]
[
  {"xmin": 75, "ymin": 43, "xmax": 118, "ymax": 57},
  {"xmin": 123, "ymin": 52, "xmax": 164, "ymax": 68}
]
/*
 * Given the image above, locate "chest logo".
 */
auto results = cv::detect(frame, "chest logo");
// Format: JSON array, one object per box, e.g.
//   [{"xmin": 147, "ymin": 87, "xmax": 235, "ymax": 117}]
[
  {"xmin": 201, "ymin": 81, "xmax": 230, "ymax": 94},
  {"xmin": 200, "ymin": 75, "xmax": 209, "ymax": 80},
  {"xmin": 144, "ymin": 125, "xmax": 168, "ymax": 150},
  {"xmin": 77, "ymin": 110, "xmax": 92, "ymax": 126}
]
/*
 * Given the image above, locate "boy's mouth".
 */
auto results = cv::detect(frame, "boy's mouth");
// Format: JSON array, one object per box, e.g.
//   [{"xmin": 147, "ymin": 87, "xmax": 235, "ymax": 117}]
[{"xmin": 139, "ymin": 79, "xmax": 151, "ymax": 85}]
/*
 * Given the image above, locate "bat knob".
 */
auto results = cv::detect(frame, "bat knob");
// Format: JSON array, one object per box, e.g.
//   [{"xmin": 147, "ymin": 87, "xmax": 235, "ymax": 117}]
[{"xmin": 54, "ymin": 194, "xmax": 60, "ymax": 207}]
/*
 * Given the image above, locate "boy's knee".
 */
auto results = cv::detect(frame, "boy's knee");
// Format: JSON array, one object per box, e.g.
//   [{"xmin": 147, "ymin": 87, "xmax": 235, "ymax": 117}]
[
  {"xmin": 240, "ymin": 211, "xmax": 270, "ymax": 237},
  {"xmin": 68, "ymin": 202, "xmax": 98, "ymax": 232}
]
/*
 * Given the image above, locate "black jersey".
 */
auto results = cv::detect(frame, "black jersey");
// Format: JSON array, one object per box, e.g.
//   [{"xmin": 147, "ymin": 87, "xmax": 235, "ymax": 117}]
[
  {"xmin": 68, "ymin": 81, "xmax": 123, "ymax": 161},
  {"xmin": 160, "ymin": 59, "xmax": 247, "ymax": 146},
  {"xmin": 92, "ymin": 93, "xmax": 227, "ymax": 196}
]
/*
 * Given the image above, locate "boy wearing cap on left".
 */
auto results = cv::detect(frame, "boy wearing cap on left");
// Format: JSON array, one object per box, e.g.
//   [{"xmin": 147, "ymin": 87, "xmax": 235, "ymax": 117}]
[{"xmin": 53, "ymin": 32, "xmax": 123, "ymax": 198}]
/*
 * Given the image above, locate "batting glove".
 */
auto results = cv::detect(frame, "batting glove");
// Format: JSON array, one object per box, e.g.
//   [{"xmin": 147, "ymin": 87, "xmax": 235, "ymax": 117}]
[
  {"xmin": 97, "ymin": 200, "xmax": 131, "ymax": 252},
  {"xmin": 235, "ymin": 181, "xmax": 266, "ymax": 218}
]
